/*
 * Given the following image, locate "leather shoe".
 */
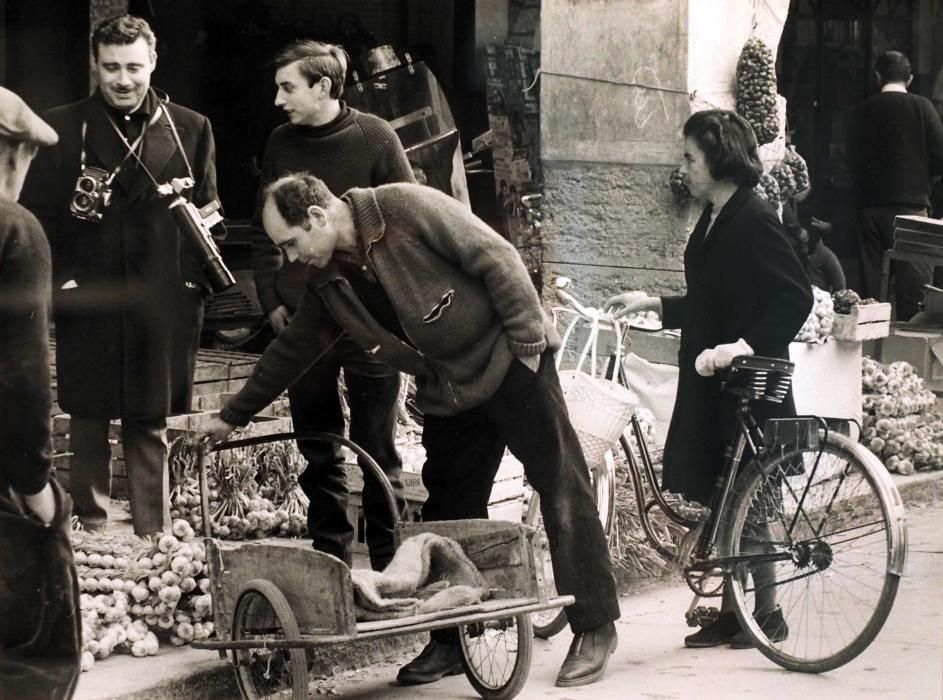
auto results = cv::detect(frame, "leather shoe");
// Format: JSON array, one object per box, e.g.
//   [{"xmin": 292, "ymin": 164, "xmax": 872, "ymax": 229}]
[
  {"xmin": 397, "ymin": 640, "xmax": 463, "ymax": 685},
  {"xmin": 684, "ymin": 611, "xmax": 741, "ymax": 648},
  {"xmin": 555, "ymin": 621, "xmax": 618, "ymax": 688},
  {"xmin": 730, "ymin": 607, "xmax": 788, "ymax": 648}
]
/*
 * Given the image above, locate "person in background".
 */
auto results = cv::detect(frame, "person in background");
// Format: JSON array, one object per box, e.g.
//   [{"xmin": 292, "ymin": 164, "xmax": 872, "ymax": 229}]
[
  {"xmin": 201, "ymin": 173, "xmax": 621, "ymax": 689},
  {"xmin": 21, "ymin": 15, "xmax": 221, "ymax": 536},
  {"xmin": 848, "ymin": 50, "xmax": 943, "ymax": 320},
  {"xmin": 0, "ymin": 86, "xmax": 81, "ymax": 700},
  {"xmin": 606, "ymin": 110, "xmax": 812, "ymax": 649},
  {"xmin": 251, "ymin": 39, "xmax": 415, "ymax": 571},
  {"xmin": 783, "ymin": 199, "xmax": 846, "ymax": 293}
]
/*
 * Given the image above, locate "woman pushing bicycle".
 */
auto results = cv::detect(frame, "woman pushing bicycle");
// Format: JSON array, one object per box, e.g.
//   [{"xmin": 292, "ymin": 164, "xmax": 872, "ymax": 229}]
[{"xmin": 605, "ymin": 109, "xmax": 813, "ymax": 649}]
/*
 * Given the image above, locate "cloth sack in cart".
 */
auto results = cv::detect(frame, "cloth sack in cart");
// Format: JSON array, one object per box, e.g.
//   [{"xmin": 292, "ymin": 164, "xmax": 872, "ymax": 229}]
[{"xmin": 556, "ymin": 311, "xmax": 639, "ymax": 465}]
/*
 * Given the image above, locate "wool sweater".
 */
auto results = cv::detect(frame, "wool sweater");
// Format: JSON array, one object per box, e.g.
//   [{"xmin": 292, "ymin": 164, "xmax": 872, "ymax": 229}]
[
  {"xmin": 0, "ymin": 197, "xmax": 53, "ymax": 496},
  {"xmin": 223, "ymin": 184, "xmax": 559, "ymax": 422},
  {"xmin": 252, "ymin": 104, "xmax": 415, "ymax": 312},
  {"xmin": 848, "ymin": 91, "xmax": 943, "ymax": 209}
]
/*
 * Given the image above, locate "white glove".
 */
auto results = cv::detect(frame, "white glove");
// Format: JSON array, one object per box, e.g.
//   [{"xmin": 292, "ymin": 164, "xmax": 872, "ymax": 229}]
[{"xmin": 694, "ymin": 338, "xmax": 754, "ymax": 377}]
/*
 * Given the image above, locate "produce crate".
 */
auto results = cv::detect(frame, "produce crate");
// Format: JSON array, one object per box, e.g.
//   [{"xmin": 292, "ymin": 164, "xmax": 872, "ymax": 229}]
[
  {"xmin": 831, "ymin": 303, "xmax": 891, "ymax": 340},
  {"xmin": 880, "ymin": 327, "xmax": 943, "ymax": 393}
]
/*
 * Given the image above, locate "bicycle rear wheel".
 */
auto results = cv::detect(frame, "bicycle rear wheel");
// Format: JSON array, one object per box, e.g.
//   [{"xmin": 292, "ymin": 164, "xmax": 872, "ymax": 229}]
[
  {"xmin": 724, "ymin": 430, "xmax": 906, "ymax": 673},
  {"xmin": 524, "ymin": 450, "xmax": 615, "ymax": 639}
]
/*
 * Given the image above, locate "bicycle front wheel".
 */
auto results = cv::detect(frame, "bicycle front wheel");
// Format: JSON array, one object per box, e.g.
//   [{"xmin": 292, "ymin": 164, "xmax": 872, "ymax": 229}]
[{"xmin": 724, "ymin": 430, "xmax": 906, "ymax": 673}]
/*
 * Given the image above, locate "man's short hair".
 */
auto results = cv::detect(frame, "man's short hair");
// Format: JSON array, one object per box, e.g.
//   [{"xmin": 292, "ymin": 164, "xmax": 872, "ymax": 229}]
[
  {"xmin": 875, "ymin": 51, "xmax": 912, "ymax": 86},
  {"xmin": 264, "ymin": 172, "xmax": 334, "ymax": 228},
  {"xmin": 92, "ymin": 14, "xmax": 157, "ymax": 62},
  {"xmin": 683, "ymin": 109, "xmax": 763, "ymax": 188},
  {"xmin": 274, "ymin": 40, "xmax": 348, "ymax": 99}
]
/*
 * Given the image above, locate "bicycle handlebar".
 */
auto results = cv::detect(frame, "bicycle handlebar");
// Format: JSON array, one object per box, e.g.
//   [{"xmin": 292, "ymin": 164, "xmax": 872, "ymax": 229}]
[{"xmin": 552, "ymin": 277, "xmax": 617, "ymax": 324}]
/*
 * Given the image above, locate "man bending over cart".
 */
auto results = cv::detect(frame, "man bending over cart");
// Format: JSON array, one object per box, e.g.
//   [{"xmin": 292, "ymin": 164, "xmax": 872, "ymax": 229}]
[{"xmin": 198, "ymin": 173, "xmax": 620, "ymax": 688}]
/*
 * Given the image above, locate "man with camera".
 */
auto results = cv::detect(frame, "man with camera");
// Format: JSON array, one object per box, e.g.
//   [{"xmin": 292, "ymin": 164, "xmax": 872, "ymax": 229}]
[
  {"xmin": 251, "ymin": 40, "xmax": 415, "ymax": 571},
  {"xmin": 21, "ymin": 14, "xmax": 222, "ymax": 536}
]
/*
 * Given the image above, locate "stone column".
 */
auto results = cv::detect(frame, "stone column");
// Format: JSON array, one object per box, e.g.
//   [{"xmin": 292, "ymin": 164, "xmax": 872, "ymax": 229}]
[{"xmin": 539, "ymin": 0, "xmax": 788, "ymax": 303}]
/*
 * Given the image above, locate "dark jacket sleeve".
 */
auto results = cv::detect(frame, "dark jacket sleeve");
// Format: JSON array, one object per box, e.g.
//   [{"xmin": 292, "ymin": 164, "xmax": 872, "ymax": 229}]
[
  {"xmin": 0, "ymin": 211, "xmax": 53, "ymax": 495},
  {"xmin": 250, "ymin": 133, "xmax": 287, "ymax": 313},
  {"xmin": 220, "ymin": 288, "xmax": 343, "ymax": 425},
  {"xmin": 740, "ymin": 208, "xmax": 814, "ymax": 355},
  {"xmin": 660, "ymin": 295, "xmax": 687, "ymax": 329},
  {"xmin": 20, "ymin": 110, "xmax": 70, "ymax": 285}
]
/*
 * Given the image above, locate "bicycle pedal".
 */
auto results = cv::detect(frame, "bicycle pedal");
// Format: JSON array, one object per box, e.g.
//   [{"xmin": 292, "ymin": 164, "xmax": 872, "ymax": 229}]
[{"xmin": 685, "ymin": 605, "xmax": 720, "ymax": 628}]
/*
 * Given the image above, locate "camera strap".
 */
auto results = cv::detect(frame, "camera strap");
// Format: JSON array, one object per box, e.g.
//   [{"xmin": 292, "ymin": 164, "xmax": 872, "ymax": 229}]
[{"xmin": 80, "ymin": 106, "xmax": 164, "ymax": 188}]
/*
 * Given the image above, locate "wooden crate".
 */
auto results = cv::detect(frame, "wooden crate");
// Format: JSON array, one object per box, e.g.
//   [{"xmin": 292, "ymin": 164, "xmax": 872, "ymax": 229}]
[{"xmin": 831, "ymin": 303, "xmax": 891, "ymax": 340}]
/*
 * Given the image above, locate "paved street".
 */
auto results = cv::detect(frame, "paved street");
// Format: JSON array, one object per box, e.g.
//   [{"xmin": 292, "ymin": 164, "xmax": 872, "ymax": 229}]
[
  {"xmin": 315, "ymin": 501, "xmax": 943, "ymax": 700},
  {"xmin": 70, "ymin": 486, "xmax": 943, "ymax": 700}
]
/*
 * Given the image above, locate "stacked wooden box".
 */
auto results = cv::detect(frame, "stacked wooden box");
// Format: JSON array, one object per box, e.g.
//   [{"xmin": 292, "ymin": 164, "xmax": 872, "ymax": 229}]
[
  {"xmin": 893, "ymin": 214, "xmax": 943, "ymax": 257},
  {"xmin": 50, "ymin": 347, "xmax": 288, "ymax": 498}
]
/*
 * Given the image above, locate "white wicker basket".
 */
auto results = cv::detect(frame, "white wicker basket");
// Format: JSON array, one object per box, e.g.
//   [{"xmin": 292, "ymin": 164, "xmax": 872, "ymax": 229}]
[{"xmin": 559, "ymin": 370, "xmax": 637, "ymax": 465}]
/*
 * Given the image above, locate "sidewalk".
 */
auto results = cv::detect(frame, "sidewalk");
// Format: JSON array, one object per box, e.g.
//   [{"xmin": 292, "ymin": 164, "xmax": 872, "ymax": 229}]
[{"xmin": 72, "ymin": 470, "xmax": 943, "ymax": 700}]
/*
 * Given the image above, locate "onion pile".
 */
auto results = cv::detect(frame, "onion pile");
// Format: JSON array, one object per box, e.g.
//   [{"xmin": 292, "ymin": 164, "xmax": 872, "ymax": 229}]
[
  {"xmin": 794, "ymin": 286, "xmax": 834, "ymax": 343},
  {"xmin": 860, "ymin": 357, "xmax": 943, "ymax": 474},
  {"xmin": 72, "ymin": 523, "xmax": 213, "ymax": 672},
  {"xmin": 169, "ymin": 439, "xmax": 308, "ymax": 540},
  {"xmin": 736, "ymin": 38, "xmax": 780, "ymax": 146},
  {"xmin": 753, "ymin": 172, "xmax": 781, "ymax": 207},
  {"xmin": 783, "ymin": 145, "xmax": 810, "ymax": 195}
]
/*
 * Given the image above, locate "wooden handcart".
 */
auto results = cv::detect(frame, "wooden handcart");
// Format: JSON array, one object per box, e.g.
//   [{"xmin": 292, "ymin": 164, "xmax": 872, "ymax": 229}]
[{"xmin": 191, "ymin": 432, "xmax": 572, "ymax": 699}]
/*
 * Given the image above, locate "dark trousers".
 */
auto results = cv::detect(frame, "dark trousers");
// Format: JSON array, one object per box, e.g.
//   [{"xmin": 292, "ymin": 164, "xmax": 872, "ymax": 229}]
[
  {"xmin": 290, "ymin": 336, "xmax": 404, "ymax": 570},
  {"xmin": 858, "ymin": 206, "xmax": 930, "ymax": 321},
  {"xmin": 69, "ymin": 416, "xmax": 170, "ymax": 536},
  {"xmin": 423, "ymin": 351, "xmax": 620, "ymax": 636}
]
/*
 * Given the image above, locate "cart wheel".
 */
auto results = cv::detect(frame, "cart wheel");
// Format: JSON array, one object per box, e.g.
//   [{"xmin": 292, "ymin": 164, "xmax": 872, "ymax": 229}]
[
  {"xmin": 231, "ymin": 579, "xmax": 308, "ymax": 700},
  {"xmin": 458, "ymin": 614, "xmax": 533, "ymax": 700}
]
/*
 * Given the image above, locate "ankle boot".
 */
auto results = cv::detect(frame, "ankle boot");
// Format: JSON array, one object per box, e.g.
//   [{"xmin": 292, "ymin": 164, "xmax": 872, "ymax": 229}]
[
  {"xmin": 683, "ymin": 611, "xmax": 741, "ymax": 648},
  {"xmin": 397, "ymin": 640, "xmax": 463, "ymax": 684},
  {"xmin": 555, "ymin": 621, "xmax": 618, "ymax": 688}
]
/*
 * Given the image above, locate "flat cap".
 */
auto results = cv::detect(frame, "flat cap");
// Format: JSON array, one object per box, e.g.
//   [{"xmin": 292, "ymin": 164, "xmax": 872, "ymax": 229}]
[{"xmin": 0, "ymin": 86, "xmax": 57, "ymax": 147}]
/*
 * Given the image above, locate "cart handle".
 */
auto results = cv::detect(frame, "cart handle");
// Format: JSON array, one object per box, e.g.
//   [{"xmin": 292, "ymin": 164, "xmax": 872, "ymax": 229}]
[{"xmin": 195, "ymin": 431, "xmax": 405, "ymax": 540}]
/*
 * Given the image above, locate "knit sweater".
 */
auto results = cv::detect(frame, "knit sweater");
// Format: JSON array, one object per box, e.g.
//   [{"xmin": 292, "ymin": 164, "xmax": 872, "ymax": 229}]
[
  {"xmin": 222, "ymin": 184, "xmax": 559, "ymax": 423},
  {"xmin": 0, "ymin": 197, "xmax": 53, "ymax": 496},
  {"xmin": 848, "ymin": 91, "xmax": 943, "ymax": 209},
  {"xmin": 252, "ymin": 104, "xmax": 415, "ymax": 312}
]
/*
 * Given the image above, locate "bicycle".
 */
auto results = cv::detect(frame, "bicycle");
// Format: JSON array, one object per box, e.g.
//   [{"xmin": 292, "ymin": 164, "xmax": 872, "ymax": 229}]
[{"xmin": 524, "ymin": 277, "xmax": 908, "ymax": 673}]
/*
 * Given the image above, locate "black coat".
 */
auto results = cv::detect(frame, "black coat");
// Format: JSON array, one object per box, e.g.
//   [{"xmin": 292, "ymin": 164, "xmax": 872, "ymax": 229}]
[
  {"xmin": 21, "ymin": 91, "xmax": 219, "ymax": 419},
  {"xmin": 660, "ymin": 187, "xmax": 813, "ymax": 504}
]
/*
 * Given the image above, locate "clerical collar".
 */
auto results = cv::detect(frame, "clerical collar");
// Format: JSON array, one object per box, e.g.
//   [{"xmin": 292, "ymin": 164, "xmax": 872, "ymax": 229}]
[
  {"xmin": 881, "ymin": 83, "xmax": 907, "ymax": 94},
  {"xmin": 97, "ymin": 89, "xmax": 157, "ymax": 122}
]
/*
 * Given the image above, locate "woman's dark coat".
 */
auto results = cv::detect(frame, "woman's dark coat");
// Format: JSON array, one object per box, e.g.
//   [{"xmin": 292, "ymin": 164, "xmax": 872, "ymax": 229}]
[
  {"xmin": 21, "ymin": 91, "xmax": 218, "ymax": 419},
  {"xmin": 660, "ymin": 186, "xmax": 813, "ymax": 504}
]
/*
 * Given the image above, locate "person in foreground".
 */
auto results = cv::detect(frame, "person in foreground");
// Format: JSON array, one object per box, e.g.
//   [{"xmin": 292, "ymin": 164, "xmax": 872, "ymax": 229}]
[
  {"xmin": 198, "ymin": 173, "xmax": 621, "ymax": 688},
  {"xmin": 606, "ymin": 110, "xmax": 812, "ymax": 648},
  {"xmin": 0, "ymin": 86, "xmax": 81, "ymax": 700}
]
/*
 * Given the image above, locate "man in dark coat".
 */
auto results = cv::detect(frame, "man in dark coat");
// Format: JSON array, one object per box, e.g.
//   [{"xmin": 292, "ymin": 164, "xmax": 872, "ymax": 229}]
[
  {"xmin": 21, "ymin": 15, "xmax": 220, "ymax": 536},
  {"xmin": 0, "ymin": 86, "xmax": 81, "ymax": 700},
  {"xmin": 848, "ymin": 50, "xmax": 943, "ymax": 320}
]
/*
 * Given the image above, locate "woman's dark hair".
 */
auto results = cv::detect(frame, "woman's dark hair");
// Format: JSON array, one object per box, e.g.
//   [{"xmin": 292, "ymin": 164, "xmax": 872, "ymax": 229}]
[{"xmin": 682, "ymin": 110, "xmax": 763, "ymax": 188}]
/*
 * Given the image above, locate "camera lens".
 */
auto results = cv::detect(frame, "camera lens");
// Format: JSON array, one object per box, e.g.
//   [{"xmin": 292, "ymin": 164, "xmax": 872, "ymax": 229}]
[
  {"xmin": 73, "ymin": 193, "xmax": 93, "ymax": 210},
  {"xmin": 78, "ymin": 177, "xmax": 96, "ymax": 193}
]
